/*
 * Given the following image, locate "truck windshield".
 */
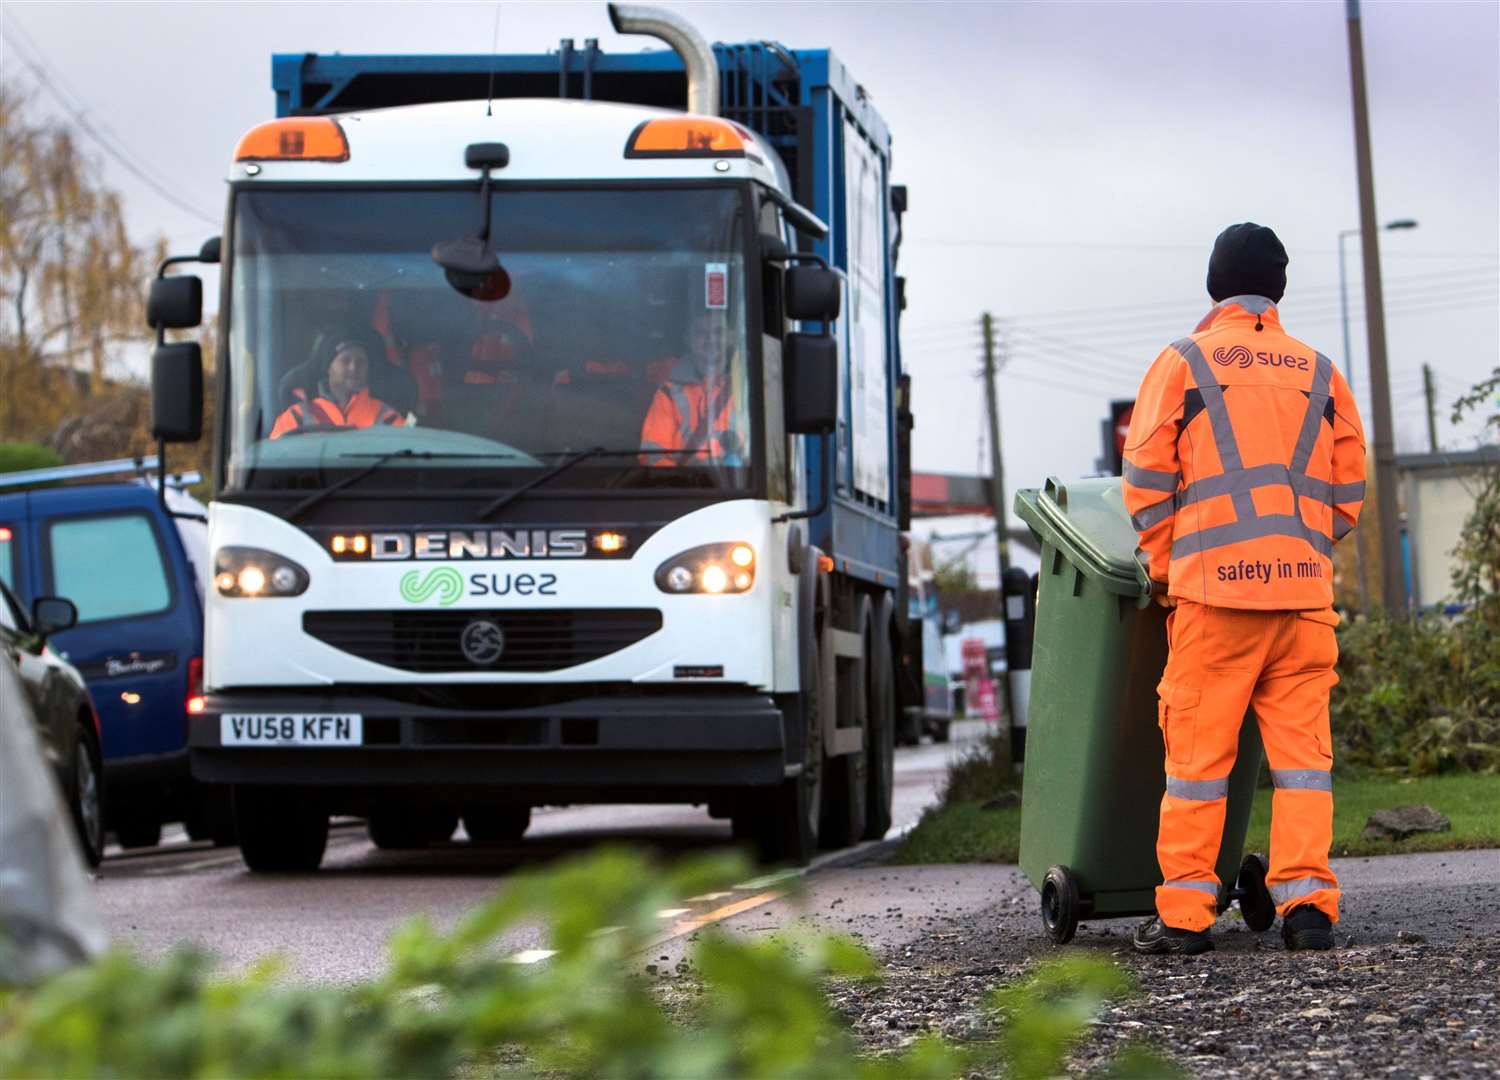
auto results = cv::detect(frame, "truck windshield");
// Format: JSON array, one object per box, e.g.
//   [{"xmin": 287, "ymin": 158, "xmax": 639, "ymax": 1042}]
[{"xmin": 225, "ymin": 187, "xmax": 752, "ymax": 496}]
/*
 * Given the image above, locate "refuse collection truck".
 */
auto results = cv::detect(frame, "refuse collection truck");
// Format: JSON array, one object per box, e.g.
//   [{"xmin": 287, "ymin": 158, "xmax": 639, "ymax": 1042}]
[{"xmin": 146, "ymin": 3, "xmax": 915, "ymax": 871}]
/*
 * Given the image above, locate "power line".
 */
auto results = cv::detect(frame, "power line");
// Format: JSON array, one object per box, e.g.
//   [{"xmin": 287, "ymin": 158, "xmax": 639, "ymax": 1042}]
[{"xmin": 0, "ymin": 17, "xmax": 220, "ymax": 228}]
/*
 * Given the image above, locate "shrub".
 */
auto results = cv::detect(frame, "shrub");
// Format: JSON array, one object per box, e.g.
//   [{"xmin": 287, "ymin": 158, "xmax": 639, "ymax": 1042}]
[
  {"xmin": 0, "ymin": 848, "xmax": 1170, "ymax": 1078},
  {"xmin": 1333, "ymin": 611, "xmax": 1499, "ymax": 775},
  {"xmin": 0, "ymin": 442, "xmax": 63, "ymax": 475}
]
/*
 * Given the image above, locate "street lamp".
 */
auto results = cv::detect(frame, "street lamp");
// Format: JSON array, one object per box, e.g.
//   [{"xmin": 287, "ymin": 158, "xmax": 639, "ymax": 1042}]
[{"xmin": 1337, "ymin": 217, "xmax": 1418, "ymax": 612}]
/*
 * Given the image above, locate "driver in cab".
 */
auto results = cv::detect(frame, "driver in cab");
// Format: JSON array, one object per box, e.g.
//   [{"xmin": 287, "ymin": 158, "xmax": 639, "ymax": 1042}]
[
  {"xmin": 270, "ymin": 331, "xmax": 406, "ymax": 439},
  {"xmin": 639, "ymin": 309, "xmax": 742, "ymax": 466}
]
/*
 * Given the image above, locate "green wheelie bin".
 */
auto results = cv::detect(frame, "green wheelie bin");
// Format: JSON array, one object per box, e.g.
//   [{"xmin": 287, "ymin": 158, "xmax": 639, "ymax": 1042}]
[{"xmin": 1013, "ymin": 476, "xmax": 1275, "ymax": 944}]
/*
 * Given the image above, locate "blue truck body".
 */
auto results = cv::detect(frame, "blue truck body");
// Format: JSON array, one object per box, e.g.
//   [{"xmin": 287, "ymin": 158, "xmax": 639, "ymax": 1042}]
[{"xmin": 270, "ymin": 41, "xmax": 910, "ymax": 590}]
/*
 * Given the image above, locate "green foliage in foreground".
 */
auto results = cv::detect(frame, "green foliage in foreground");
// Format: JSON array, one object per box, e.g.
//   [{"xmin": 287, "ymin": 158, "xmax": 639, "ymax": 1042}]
[
  {"xmin": 0, "ymin": 848, "xmax": 1172, "ymax": 1079},
  {"xmin": 901, "ymin": 771, "xmax": 1499, "ymax": 866}
]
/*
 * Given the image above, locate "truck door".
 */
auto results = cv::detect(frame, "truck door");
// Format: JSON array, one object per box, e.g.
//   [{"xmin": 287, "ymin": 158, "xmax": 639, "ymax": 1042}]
[{"xmin": 40, "ymin": 507, "xmax": 192, "ymax": 761}]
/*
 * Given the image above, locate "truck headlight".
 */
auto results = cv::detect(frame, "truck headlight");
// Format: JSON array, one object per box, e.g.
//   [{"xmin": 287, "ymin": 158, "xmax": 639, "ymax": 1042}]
[
  {"xmin": 214, "ymin": 547, "xmax": 309, "ymax": 598},
  {"xmin": 655, "ymin": 543, "xmax": 755, "ymax": 595}
]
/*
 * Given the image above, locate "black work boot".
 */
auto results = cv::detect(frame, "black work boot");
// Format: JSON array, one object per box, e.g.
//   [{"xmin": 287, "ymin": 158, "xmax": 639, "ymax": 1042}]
[
  {"xmin": 1133, "ymin": 916, "xmax": 1213, "ymax": 955},
  {"xmin": 1281, "ymin": 906, "xmax": 1333, "ymax": 951}
]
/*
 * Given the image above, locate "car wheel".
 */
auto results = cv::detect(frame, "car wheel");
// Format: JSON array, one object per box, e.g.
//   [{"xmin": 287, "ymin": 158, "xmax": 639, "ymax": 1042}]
[{"xmin": 69, "ymin": 725, "xmax": 105, "ymax": 867}]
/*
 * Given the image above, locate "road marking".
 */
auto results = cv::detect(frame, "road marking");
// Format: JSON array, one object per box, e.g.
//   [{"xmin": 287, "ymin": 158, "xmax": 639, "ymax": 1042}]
[
  {"xmin": 506, "ymin": 949, "xmax": 557, "ymax": 964},
  {"xmin": 652, "ymin": 889, "xmax": 785, "ymax": 946}
]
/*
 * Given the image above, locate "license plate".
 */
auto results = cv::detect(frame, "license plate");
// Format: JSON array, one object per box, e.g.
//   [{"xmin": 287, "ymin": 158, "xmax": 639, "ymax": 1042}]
[{"xmin": 221, "ymin": 714, "xmax": 362, "ymax": 747}]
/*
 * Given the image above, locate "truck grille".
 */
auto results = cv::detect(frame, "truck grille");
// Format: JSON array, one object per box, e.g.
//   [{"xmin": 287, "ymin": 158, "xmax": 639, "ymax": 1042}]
[{"xmin": 302, "ymin": 609, "xmax": 663, "ymax": 674}]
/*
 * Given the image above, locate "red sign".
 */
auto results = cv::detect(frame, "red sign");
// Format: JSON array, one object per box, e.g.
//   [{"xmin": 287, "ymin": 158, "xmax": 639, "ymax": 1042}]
[
  {"xmin": 961, "ymin": 637, "xmax": 989, "ymax": 701},
  {"xmin": 972, "ymin": 678, "xmax": 1000, "ymax": 724}
]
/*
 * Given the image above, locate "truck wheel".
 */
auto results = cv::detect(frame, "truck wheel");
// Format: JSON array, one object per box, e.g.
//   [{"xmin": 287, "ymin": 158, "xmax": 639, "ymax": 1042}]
[
  {"xmin": 931, "ymin": 719, "xmax": 952, "ymax": 744},
  {"xmin": 820, "ymin": 596, "xmax": 870, "ymax": 850},
  {"xmin": 234, "ymin": 786, "xmax": 327, "ymax": 873},
  {"xmin": 368, "ymin": 806, "xmax": 458, "ymax": 850},
  {"xmin": 463, "ymin": 805, "xmax": 531, "ymax": 844},
  {"xmin": 113, "ymin": 816, "xmax": 162, "ymax": 851},
  {"xmin": 862, "ymin": 596, "xmax": 897, "ymax": 840},
  {"xmin": 68, "ymin": 724, "xmax": 105, "ymax": 867}
]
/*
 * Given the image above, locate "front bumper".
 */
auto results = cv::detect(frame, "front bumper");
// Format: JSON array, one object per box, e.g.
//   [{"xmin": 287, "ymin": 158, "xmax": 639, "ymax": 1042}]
[{"xmin": 189, "ymin": 689, "xmax": 788, "ymax": 799}]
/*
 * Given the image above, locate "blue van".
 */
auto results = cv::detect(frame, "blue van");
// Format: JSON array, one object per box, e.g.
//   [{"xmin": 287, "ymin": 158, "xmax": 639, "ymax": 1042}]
[{"xmin": 0, "ymin": 457, "xmax": 218, "ymax": 848}]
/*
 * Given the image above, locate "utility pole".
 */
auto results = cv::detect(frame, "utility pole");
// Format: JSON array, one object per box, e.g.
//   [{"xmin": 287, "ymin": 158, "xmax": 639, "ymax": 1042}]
[
  {"xmin": 981, "ymin": 311, "xmax": 1014, "ymax": 769},
  {"xmin": 1345, "ymin": 0, "xmax": 1406, "ymax": 615},
  {"xmin": 1423, "ymin": 364, "xmax": 1438, "ymax": 452},
  {"xmin": 981, "ymin": 312, "xmax": 1010, "ymax": 576}
]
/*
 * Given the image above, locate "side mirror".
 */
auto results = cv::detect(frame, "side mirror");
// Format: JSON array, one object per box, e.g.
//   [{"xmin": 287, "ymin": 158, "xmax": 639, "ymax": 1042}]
[
  {"xmin": 147, "ymin": 275, "xmax": 203, "ymax": 329},
  {"xmin": 152, "ymin": 342, "xmax": 204, "ymax": 443},
  {"xmin": 784, "ymin": 332, "xmax": 838, "ymax": 435},
  {"xmin": 198, "ymin": 236, "xmax": 222, "ymax": 264},
  {"xmin": 785, "ymin": 266, "xmax": 841, "ymax": 322},
  {"xmin": 31, "ymin": 596, "xmax": 77, "ymax": 638}
]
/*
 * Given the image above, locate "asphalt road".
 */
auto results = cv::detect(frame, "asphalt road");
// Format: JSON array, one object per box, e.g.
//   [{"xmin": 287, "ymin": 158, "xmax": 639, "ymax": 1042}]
[{"xmin": 93, "ymin": 719, "xmax": 986, "ymax": 981}]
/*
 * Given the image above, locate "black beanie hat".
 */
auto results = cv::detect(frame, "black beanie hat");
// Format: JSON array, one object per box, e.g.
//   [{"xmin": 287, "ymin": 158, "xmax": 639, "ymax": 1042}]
[{"xmin": 1206, "ymin": 223, "xmax": 1288, "ymax": 303}]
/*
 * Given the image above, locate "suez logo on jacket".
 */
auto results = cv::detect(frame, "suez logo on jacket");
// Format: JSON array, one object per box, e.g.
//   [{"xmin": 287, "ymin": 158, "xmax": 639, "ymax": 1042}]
[{"xmin": 1211, "ymin": 345, "xmax": 1310, "ymax": 371}]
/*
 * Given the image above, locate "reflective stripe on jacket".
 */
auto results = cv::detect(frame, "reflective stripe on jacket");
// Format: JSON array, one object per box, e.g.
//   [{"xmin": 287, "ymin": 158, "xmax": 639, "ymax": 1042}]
[
  {"xmin": 269, "ymin": 389, "xmax": 405, "ymax": 439},
  {"xmin": 639, "ymin": 360, "xmax": 737, "ymax": 466},
  {"xmin": 1122, "ymin": 296, "xmax": 1367, "ymax": 609}
]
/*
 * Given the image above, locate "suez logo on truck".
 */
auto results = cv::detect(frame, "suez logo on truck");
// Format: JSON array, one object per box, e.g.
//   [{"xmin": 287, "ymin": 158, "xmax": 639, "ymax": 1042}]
[{"xmin": 397, "ymin": 565, "xmax": 557, "ymax": 605}]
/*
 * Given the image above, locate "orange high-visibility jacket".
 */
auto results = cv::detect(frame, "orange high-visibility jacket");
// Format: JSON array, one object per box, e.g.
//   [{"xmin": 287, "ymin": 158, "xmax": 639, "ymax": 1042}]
[
  {"xmin": 639, "ymin": 360, "xmax": 736, "ymax": 466},
  {"xmin": 269, "ymin": 388, "xmax": 405, "ymax": 440},
  {"xmin": 1122, "ymin": 296, "xmax": 1366, "ymax": 609}
]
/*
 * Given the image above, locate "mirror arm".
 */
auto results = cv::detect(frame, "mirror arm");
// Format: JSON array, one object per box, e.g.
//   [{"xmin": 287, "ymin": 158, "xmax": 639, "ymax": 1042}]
[{"xmin": 773, "ymin": 435, "xmax": 831, "ymax": 525}]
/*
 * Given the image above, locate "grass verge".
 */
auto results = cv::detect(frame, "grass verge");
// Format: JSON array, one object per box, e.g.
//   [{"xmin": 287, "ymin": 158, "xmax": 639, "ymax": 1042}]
[{"xmin": 899, "ymin": 770, "xmax": 1499, "ymax": 865}]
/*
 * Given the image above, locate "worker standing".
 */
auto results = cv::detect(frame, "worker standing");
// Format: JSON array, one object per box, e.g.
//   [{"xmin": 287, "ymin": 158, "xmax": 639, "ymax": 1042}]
[{"xmin": 1122, "ymin": 224, "xmax": 1367, "ymax": 954}]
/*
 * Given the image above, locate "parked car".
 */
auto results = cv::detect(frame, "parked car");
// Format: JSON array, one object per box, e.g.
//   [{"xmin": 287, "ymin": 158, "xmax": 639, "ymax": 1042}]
[
  {"xmin": 0, "ymin": 458, "xmax": 222, "ymax": 849},
  {"xmin": 0, "ymin": 583, "xmax": 103, "ymax": 865}
]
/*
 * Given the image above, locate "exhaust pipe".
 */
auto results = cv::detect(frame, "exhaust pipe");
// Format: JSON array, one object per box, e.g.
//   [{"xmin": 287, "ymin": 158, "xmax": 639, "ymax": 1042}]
[{"xmin": 607, "ymin": 3, "xmax": 719, "ymax": 115}]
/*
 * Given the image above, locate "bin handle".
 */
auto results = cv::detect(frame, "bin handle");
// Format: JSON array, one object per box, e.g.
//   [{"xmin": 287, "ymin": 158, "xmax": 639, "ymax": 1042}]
[{"xmin": 1043, "ymin": 475, "xmax": 1067, "ymax": 509}]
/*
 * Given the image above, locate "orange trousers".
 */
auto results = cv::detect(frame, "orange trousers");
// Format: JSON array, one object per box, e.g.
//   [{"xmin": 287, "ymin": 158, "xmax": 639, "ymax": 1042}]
[{"xmin": 1155, "ymin": 601, "xmax": 1342, "ymax": 931}]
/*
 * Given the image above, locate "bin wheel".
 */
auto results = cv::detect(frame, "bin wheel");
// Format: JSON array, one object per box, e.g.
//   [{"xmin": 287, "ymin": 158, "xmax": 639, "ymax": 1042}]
[
  {"xmin": 1041, "ymin": 865, "xmax": 1081, "ymax": 944},
  {"xmin": 1237, "ymin": 852, "xmax": 1275, "ymax": 932}
]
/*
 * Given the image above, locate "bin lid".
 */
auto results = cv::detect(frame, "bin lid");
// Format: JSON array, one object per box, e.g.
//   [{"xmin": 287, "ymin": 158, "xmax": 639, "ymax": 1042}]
[{"xmin": 1014, "ymin": 477, "xmax": 1150, "ymax": 598}]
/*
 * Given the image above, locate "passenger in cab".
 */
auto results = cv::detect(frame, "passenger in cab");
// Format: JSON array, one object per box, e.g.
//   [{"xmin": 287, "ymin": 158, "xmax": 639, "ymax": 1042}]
[
  {"xmin": 639, "ymin": 309, "xmax": 742, "ymax": 466},
  {"xmin": 270, "ymin": 331, "xmax": 405, "ymax": 439}
]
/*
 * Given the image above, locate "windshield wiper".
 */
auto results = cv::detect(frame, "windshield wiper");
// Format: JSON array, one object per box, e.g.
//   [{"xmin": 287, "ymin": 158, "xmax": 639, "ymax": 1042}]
[
  {"xmin": 474, "ymin": 447, "xmax": 717, "ymax": 520},
  {"xmin": 476, "ymin": 446, "xmax": 607, "ymax": 521},
  {"xmin": 288, "ymin": 450, "xmax": 519, "ymax": 522}
]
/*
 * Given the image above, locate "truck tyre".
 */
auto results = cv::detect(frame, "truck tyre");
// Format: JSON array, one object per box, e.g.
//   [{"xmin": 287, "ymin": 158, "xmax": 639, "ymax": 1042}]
[
  {"xmin": 368, "ymin": 806, "xmax": 458, "ymax": 849},
  {"xmin": 820, "ymin": 595, "xmax": 870, "ymax": 849},
  {"xmin": 463, "ymin": 805, "xmax": 531, "ymax": 844},
  {"xmin": 67, "ymin": 722, "xmax": 105, "ymax": 868},
  {"xmin": 234, "ymin": 786, "xmax": 328, "ymax": 873},
  {"xmin": 931, "ymin": 718, "xmax": 952, "ymax": 744},
  {"xmin": 739, "ymin": 550, "xmax": 824, "ymax": 866},
  {"xmin": 862, "ymin": 594, "xmax": 897, "ymax": 839},
  {"xmin": 184, "ymin": 786, "xmax": 238, "ymax": 847},
  {"xmin": 113, "ymin": 816, "xmax": 161, "ymax": 851}
]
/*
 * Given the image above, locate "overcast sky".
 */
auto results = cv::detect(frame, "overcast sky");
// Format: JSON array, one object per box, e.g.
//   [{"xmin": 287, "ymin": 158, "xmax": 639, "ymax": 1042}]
[{"xmin": 3, "ymin": 0, "xmax": 1496, "ymax": 578}]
